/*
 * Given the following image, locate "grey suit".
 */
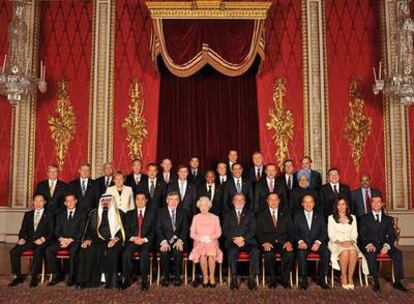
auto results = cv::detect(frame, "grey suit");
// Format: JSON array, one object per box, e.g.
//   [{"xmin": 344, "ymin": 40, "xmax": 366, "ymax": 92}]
[{"xmin": 351, "ymin": 187, "xmax": 381, "ymax": 217}]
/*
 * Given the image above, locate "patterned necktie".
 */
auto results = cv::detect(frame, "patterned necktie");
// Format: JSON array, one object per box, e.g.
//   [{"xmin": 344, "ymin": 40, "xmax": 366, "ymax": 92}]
[
  {"xmin": 137, "ymin": 209, "xmax": 143, "ymax": 237},
  {"xmin": 306, "ymin": 213, "xmax": 312, "ymax": 230},
  {"xmin": 237, "ymin": 210, "xmax": 241, "ymax": 225},
  {"xmin": 150, "ymin": 181, "xmax": 155, "ymax": 198},
  {"xmin": 49, "ymin": 181, "xmax": 55, "ymax": 197},
  {"xmin": 236, "ymin": 179, "xmax": 241, "ymax": 193},
  {"xmin": 365, "ymin": 189, "xmax": 371, "ymax": 213},
  {"xmin": 269, "ymin": 179, "xmax": 274, "ymax": 192},
  {"xmin": 171, "ymin": 209, "xmax": 176, "ymax": 230},
  {"xmin": 271, "ymin": 210, "xmax": 277, "ymax": 228},
  {"xmin": 105, "ymin": 177, "xmax": 110, "ymax": 187},
  {"xmin": 34, "ymin": 211, "xmax": 41, "ymax": 231},
  {"xmin": 256, "ymin": 168, "xmax": 261, "ymax": 181},
  {"xmin": 81, "ymin": 180, "xmax": 86, "ymax": 197}
]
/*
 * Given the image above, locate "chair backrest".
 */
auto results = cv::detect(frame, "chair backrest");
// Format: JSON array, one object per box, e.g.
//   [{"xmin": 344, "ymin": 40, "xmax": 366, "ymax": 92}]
[{"xmin": 392, "ymin": 216, "xmax": 401, "ymax": 245}]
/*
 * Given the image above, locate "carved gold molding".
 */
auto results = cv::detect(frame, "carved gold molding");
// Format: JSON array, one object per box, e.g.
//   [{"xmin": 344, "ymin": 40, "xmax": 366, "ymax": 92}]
[
  {"xmin": 344, "ymin": 77, "xmax": 372, "ymax": 171},
  {"xmin": 122, "ymin": 79, "xmax": 148, "ymax": 160},
  {"xmin": 146, "ymin": 1, "xmax": 272, "ymax": 19},
  {"xmin": 48, "ymin": 80, "xmax": 77, "ymax": 170},
  {"xmin": 266, "ymin": 78, "xmax": 295, "ymax": 169}
]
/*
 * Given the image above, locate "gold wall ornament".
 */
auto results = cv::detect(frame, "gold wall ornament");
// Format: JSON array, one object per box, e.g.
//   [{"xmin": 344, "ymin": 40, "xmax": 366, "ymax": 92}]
[
  {"xmin": 48, "ymin": 79, "xmax": 77, "ymax": 170},
  {"xmin": 122, "ymin": 78, "xmax": 148, "ymax": 160},
  {"xmin": 344, "ymin": 77, "xmax": 373, "ymax": 171},
  {"xmin": 266, "ymin": 78, "xmax": 295, "ymax": 169}
]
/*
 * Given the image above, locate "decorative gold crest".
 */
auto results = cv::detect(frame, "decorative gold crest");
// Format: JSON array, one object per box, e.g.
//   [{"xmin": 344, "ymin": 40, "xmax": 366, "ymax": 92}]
[
  {"xmin": 122, "ymin": 78, "xmax": 148, "ymax": 159},
  {"xmin": 48, "ymin": 79, "xmax": 77, "ymax": 170},
  {"xmin": 266, "ymin": 78, "xmax": 295, "ymax": 169},
  {"xmin": 344, "ymin": 77, "xmax": 372, "ymax": 170}
]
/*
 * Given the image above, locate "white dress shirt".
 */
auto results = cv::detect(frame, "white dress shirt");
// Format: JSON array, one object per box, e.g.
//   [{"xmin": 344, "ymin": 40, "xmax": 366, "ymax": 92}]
[
  {"xmin": 67, "ymin": 208, "xmax": 76, "ymax": 220},
  {"xmin": 206, "ymin": 183, "xmax": 215, "ymax": 201}
]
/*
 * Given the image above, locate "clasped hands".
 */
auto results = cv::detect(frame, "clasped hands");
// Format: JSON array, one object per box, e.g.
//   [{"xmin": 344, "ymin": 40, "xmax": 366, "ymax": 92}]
[
  {"xmin": 262, "ymin": 241, "xmax": 293, "ymax": 252},
  {"xmin": 366, "ymin": 243, "xmax": 389, "ymax": 255},
  {"xmin": 18, "ymin": 237, "xmax": 46, "ymax": 246},
  {"xmin": 131, "ymin": 237, "xmax": 146, "ymax": 246},
  {"xmin": 298, "ymin": 240, "xmax": 320, "ymax": 252},
  {"xmin": 233, "ymin": 236, "xmax": 245, "ymax": 247},
  {"xmin": 160, "ymin": 239, "xmax": 184, "ymax": 252},
  {"xmin": 59, "ymin": 237, "xmax": 74, "ymax": 248}
]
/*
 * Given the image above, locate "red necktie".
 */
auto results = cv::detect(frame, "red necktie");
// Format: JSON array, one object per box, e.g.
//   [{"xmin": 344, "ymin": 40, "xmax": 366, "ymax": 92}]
[
  {"xmin": 365, "ymin": 189, "xmax": 371, "ymax": 213},
  {"xmin": 256, "ymin": 168, "xmax": 261, "ymax": 181},
  {"xmin": 137, "ymin": 210, "xmax": 143, "ymax": 238}
]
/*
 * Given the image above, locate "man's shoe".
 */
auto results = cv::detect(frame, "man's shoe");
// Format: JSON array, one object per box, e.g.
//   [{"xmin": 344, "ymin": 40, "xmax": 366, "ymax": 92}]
[
  {"xmin": 372, "ymin": 279, "xmax": 381, "ymax": 293},
  {"xmin": 8, "ymin": 277, "xmax": 24, "ymax": 287},
  {"xmin": 66, "ymin": 275, "xmax": 75, "ymax": 287},
  {"xmin": 268, "ymin": 279, "xmax": 277, "ymax": 289},
  {"xmin": 161, "ymin": 278, "xmax": 169, "ymax": 287},
  {"xmin": 29, "ymin": 276, "xmax": 38, "ymax": 288},
  {"xmin": 299, "ymin": 277, "xmax": 308, "ymax": 290},
  {"xmin": 230, "ymin": 276, "xmax": 238, "ymax": 290},
  {"xmin": 318, "ymin": 280, "xmax": 329, "ymax": 290},
  {"xmin": 173, "ymin": 278, "xmax": 182, "ymax": 287},
  {"xmin": 48, "ymin": 274, "xmax": 63, "ymax": 286},
  {"xmin": 141, "ymin": 279, "xmax": 150, "ymax": 291},
  {"xmin": 280, "ymin": 280, "xmax": 290, "ymax": 289},
  {"xmin": 247, "ymin": 277, "xmax": 257, "ymax": 290},
  {"xmin": 118, "ymin": 275, "xmax": 129, "ymax": 290},
  {"xmin": 393, "ymin": 281, "xmax": 409, "ymax": 292}
]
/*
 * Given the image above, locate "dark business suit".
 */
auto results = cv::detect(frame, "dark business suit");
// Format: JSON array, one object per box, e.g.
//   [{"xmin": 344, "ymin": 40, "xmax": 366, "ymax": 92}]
[
  {"xmin": 352, "ymin": 188, "xmax": 381, "ymax": 218},
  {"xmin": 95, "ymin": 175, "xmax": 115, "ymax": 197},
  {"xmin": 294, "ymin": 211, "xmax": 330, "ymax": 278},
  {"xmin": 156, "ymin": 207, "xmax": 189, "ymax": 280},
  {"xmin": 167, "ymin": 180, "xmax": 197, "ymax": 217},
  {"xmin": 294, "ymin": 170, "xmax": 322, "ymax": 191},
  {"xmin": 288, "ymin": 187, "xmax": 320, "ymax": 216},
  {"xmin": 10, "ymin": 210, "xmax": 54, "ymax": 277},
  {"xmin": 136, "ymin": 178, "xmax": 167, "ymax": 209},
  {"xmin": 46, "ymin": 209, "xmax": 86, "ymax": 278},
  {"xmin": 222, "ymin": 178, "xmax": 254, "ymax": 211},
  {"xmin": 254, "ymin": 178, "xmax": 288, "ymax": 212},
  {"xmin": 34, "ymin": 179, "xmax": 67, "ymax": 214},
  {"xmin": 157, "ymin": 171, "xmax": 177, "ymax": 186},
  {"xmin": 122, "ymin": 207, "xmax": 156, "ymax": 277},
  {"xmin": 222, "ymin": 208, "xmax": 260, "ymax": 275},
  {"xmin": 256, "ymin": 208, "xmax": 295, "ymax": 283},
  {"xmin": 188, "ymin": 169, "xmax": 205, "ymax": 187},
  {"xmin": 359, "ymin": 212, "xmax": 404, "ymax": 281},
  {"xmin": 320, "ymin": 183, "xmax": 353, "ymax": 218},
  {"xmin": 275, "ymin": 174, "xmax": 298, "ymax": 202},
  {"xmin": 246, "ymin": 166, "xmax": 266, "ymax": 185},
  {"xmin": 68, "ymin": 178, "xmax": 99, "ymax": 213},
  {"xmin": 125, "ymin": 173, "xmax": 148, "ymax": 192},
  {"xmin": 196, "ymin": 183, "xmax": 223, "ymax": 216}
]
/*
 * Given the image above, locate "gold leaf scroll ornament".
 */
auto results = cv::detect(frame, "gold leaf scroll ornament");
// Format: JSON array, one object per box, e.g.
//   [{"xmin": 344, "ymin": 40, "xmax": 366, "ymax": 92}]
[
  {"xmin": 122, "ymin": 79, "xmax": 148, "ymax": 159},
  {"xmin": 344, "ymin": 77, "xmax": 372, "ymax": 170},
  {"xmin": 266, "ymin": 78, "xmax": 295, "ymax": 169},
  {"xmin": 48, "ymin": 79, "xmax": 77, "ymax": 169}
]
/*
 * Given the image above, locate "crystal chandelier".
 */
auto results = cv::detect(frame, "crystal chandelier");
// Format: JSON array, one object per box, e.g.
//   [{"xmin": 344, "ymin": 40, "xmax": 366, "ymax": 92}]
[
  {"xmin": 372, "ymin": 0, "xmax": 414, "ymax": 106},
  {"xmin": 0, "ymin": 0, "xmax": 46, "ymax": 107}
]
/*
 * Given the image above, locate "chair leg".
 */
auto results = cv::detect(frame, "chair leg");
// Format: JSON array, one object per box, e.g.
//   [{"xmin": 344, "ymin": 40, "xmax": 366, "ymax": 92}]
[
  {"xmin": 227, "ymin": 266, "xmax": 231, "ymax": 285},
  {"xmin": 331, "ymin": 266, "xmax": 334, "ymax": 287},
  {"xmin": 262, "ymin": 258, "xmax": 265, "ymax": 287},
  {"xmin": 365, "ymin": 275, "xmax": 369, "ymax": 287},
  {"xmin": 41, "ymin": 260, "xmax": 45, "ymax": 284},
  {"xmin": 391, "ymin": 262, "xmax": 395, "ymax": 283},
  {"xmin": 149, "ymin": 257, "xmax": 153, "ymax": 286},
  {"xmin": 192, "ymin": 262, "xmax": 195, "ymax": 283},
  {"xmin": 184, "ymin": 259, "xmax": 188, "ymax": 286},
  {"xmin": 157, "ymin": 257, "xmax": 160, "ymax": 286},
  {"xmin": 219, "ymin": 263, "xmax": 223, "ymax": 286},
  {"xmin": 256, "ymin": 275, "xmax": 259, "ymax": 286},
  {"xmin": 358, "ymin": 260, "xmax": 363, "ymax": 287},
  {"xmin": 290, "ymin": 271, "xmax": 293, "ymax": 287},
  {"xmin": 295, "ymin": 262, "xmax": 299, "ymax": 287}
]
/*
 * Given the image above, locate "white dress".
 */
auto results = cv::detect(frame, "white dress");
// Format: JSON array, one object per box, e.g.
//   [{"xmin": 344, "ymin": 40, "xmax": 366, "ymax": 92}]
[{"xmin": 327, "ymin": 215, "xmax": 369, "ymax": 274}]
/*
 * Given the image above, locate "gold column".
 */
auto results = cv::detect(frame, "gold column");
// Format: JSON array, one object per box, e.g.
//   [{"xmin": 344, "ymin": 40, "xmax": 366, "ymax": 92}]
[
  {"xmin": 381, "ymin": 0, "xmax": 412, "ymax": 210},
  {"xmin": 9, "ymin": 0, "xmax": 40, "ymax": 208},
  {"xmin": 88, "ymin": 0, "xmax": 115, "ymax": 178},
  {"xmin": 302, "ymin": 0, "xmax": 329, "ymax": 181}
]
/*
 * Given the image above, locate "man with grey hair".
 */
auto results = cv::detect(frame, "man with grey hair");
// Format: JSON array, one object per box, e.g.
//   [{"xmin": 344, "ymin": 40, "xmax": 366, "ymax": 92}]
[{"xmin": 95, "ymin": 162, "xmax": 115, "ymax": 196}]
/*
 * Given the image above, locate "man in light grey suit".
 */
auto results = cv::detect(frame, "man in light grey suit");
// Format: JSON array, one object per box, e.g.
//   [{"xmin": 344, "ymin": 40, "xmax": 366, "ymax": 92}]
[{"xmin": 351, "ymin": 174, "xmax": 381, "ymax": 218}]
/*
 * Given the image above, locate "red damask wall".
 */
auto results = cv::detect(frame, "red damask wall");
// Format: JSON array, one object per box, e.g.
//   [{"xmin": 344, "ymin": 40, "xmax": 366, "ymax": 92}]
[
  {"xmin": 326, "ymin": 0, "xmax": 385, "ymax": 195},
  {"xmin": 0, "ymin": 1, "xmax": 12, "ymax": 205},
  {"xmin": 256, "ymin": 0, "xmax": 304, "ymax": 169},
  {"xmin": 113, "ymin": 0, "xmax": 160, "ymax": 174},
  {"xmin": 34, "ymin": 1, "xmax": 93, "ymax": 184}
]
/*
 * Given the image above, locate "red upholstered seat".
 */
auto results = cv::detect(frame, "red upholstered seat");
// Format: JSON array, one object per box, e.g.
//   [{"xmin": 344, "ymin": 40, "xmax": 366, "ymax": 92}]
[
  {"xmin": 238, "ymin": 251, "xmax": 250, "ymax": 261},
  {"xmin": 376, "ymin": 253, "xmax": 392, "ymax": 261},
  {"xmin": 56, "ymin": 249, "xmax": 70, "ymax": 257},
  {"xmin": 22, "ymin": 250, "xmax": 34, "ymax": 257},
  {"xmin": 307, "ymin": 252, "xmax": 320, "ymax": 260},
  {"xmin": 157, "ymin": 252, "xmax": 188, "ymax": 258},
  {"xmin": 132, "ymin": 251, "xmax": 154, "ymax": 258}
]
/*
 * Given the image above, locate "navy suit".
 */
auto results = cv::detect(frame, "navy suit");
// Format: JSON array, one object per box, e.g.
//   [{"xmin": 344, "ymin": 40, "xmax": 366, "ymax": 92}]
[{"xmin": 222, "ymin": 178, "xmax": 254, "ymax": 211}]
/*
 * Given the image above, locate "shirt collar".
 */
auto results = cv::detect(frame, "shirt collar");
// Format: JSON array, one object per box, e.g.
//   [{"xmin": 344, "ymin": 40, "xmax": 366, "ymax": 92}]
[
  {"xmin": 137, "ymin": 207, "xmax": 146, "ymax": 213},
  {"xmin": 269, "ymin": 207, "xmax": 278, "ymax": 213},
  {"xmin": 80, "ymin": 177, "xmax": 88, "ymax": 182},
  {"xmin": 35, "ymin": 208, "xmax": 44, "ymax": 213}
]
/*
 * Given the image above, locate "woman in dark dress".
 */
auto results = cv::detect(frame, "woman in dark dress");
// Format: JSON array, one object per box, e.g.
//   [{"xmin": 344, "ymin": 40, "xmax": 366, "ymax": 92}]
[
  {"xmin": 77, "ymin": 194, "xmax": 126, "ymax": 288},
  {"xmin": 288, "ymin": 170, "xmax": 320, "ymax": 216}
]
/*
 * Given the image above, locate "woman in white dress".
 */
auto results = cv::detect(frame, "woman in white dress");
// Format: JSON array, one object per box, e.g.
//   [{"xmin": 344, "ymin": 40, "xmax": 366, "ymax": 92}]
[
  {"xmin": 328, "ymin": 198, "xmax": 369, "ymax": 290},
  {"xmin": 105, "ymin": 171, "xmax": 135, "ymax": 214}
]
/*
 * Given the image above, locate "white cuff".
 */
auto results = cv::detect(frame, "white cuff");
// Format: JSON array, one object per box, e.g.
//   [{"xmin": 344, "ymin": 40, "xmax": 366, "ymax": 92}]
[
  {"xmin": 143, "ymin": 238, "xmax": 149, "ymax": 243},
  {"xmin": 314, "ymin": 240, "xmax": 322, "ymax": 245},
  {"xmin": 129, "ymin": 237, "xmax": 136, "ymax": 242},
  {"xmin": 383, "ymin": 243, "xmax": 391, "ymax": 250},
  {"xmin": 298, "ymin": 240, "xmax": 305, "ymax": 245},
  {"xmin": 160, "ymin": 240, "xmax": 167, "ymax": 246},
  {"xmin": 365, "ymin": 243, "xmax": 374, "ymax": 249}
]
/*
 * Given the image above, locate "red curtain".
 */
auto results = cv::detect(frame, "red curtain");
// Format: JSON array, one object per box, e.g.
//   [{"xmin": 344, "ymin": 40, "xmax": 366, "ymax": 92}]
[
  {"xmin": 0, "ymin": 1, "xmax": 12, "ymax": 205},
  {"xmin": 156, "ymin": 58, "xmax": 260, "ymax": 169},
  {"xmin": 326, "ymin": 0, "xmax": 385, "ymax": 195}
]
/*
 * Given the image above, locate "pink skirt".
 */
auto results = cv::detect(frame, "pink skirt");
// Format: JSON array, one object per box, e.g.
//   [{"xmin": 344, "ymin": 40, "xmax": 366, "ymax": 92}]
[{"xmin": 189, "ymin": 240, "xmax": 223, "ymax": 263}]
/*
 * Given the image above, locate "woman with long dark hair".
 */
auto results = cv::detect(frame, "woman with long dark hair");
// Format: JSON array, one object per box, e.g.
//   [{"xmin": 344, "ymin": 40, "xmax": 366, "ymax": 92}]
[{"xmin": 328, "ymin": 198, "xmax": 368, "ymax": 289}]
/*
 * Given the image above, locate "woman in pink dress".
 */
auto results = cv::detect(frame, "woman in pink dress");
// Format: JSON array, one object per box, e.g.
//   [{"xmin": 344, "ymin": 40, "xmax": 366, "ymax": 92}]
[{"xmin": 189, "ymin": 196, "xmax": 223, "ymax": 287}]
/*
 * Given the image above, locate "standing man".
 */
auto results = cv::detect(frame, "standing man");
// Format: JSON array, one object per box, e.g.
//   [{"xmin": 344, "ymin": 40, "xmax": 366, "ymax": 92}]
[
  {"xmin": 157, "ymin": 158, "xmax": 177, "ymax": 185},
  {"xmin": 215, "ymin": 162, "xmax": 228, "ymax": 186},
  {"xmin": 197, "ymin": 170, "xmax": 223, "ymax": 217},
  {"xmin": 137, "ymin": 163, "xmax": 167, "ymax": 209},
  {"xmin": 188, "ymin": 156, "xmax": 205, "ymax": 187},
  {"xmin": 227, "ymin": 150, "xmax": 239, "ymax": 177},
  {"xmin": 275, "ymin": 159, "xmax": 298, "ymax": 201},
  {"xmin": 351, "ymin": 174, "xmax": 381, "ymax": 218},
  {"xmin": 246, "ymin": 151, "xmax": 266, "ymax": 185},
  {"xmin": 222, "ymin": 163, "xmax": 254, "ymax": 211},
  {"xmin": 298, "ymin": 156, "xmax": 322, "ymax": 191},
  {"xmin": 95, "ymin": 162, "xmax": 115, "ymax": 196},
  {"xmin": 320, "ymin": 168, "xmax": 352, "ymax": 217},
  {"xmin": 125, "ymin": 158, "xmax": 148, "ymax": 191},
  {"xmin": 68, "ymin": 163, "xmax": 98, "ymax": 213}
]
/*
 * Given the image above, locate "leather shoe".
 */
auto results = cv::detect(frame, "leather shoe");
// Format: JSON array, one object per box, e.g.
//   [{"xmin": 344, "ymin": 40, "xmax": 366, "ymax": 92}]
[
  {"xmin": 372, "ymin": 279, "xmax": 381, "ymax": 293},
  {"xmin": 29, "ymin": 276, "xmax": 38, "ymax": 288},
  {"xmin": 319, "ymin": 280, "xmax": 329, "ymax": 290},
  {"xmin": 393, "ymin": 281, "xmax": 409, "ymax": 292},
  {"xmin": 280, "ymin": 280, "xmax": 290, "ymax": 289},
  {"xmin": 48, "ymin": 274, "xmax": 63, "ymax": 286},
  {"xmin": 161, "ymin": 278, "xmax": 169, "ymax": 287},
  {"xmin": 268, "ymin": 279, "xmax": 277, "ymax": 289},
  {"xmin": 247, "ymin": 278, "xmax": 257, "ymax": 290},
  {"xmin": 173, "ymin": 278, "xmax": 182, "ymax": 287},
  {"xmin": 66, "ymin": 276, "xmax": 75, "ymax": 287},
  {"xmin": 141, "ymin": 279, "xmax": 149, "ymax": 291},
  {"xmin": 8, "ymin": 277, "xmax": 24, "ymax": 287},
  {"xmin": 230, "ymin": 276, "xmax": 238, "ymax": 290}
]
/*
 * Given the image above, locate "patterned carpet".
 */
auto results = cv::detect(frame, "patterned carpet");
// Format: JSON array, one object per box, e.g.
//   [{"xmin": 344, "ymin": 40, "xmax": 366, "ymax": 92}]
[{"xmin": 0, "ymin": 276, "xmax": 413, "ymax": 304}]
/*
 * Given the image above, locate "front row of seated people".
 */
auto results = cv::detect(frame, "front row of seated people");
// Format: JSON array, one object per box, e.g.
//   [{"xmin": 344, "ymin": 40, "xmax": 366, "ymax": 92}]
[{"xmin": 9, "ymin": 190, "xmax": 408, "ymax": 293}]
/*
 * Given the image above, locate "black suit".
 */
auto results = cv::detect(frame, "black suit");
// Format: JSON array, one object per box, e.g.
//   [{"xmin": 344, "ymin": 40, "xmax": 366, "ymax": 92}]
[
  {"xmin": 254, "ymin": 178, "xmax": 288, "ymax": 212},
  {"xmin": 136, "ymin": 178, "xmax": 167, "ymax": 209},
  {"xmin": 156, "ymin": 207, "xmax": 189, "ymax": 280},
  {"xmin": 246, "ymin": 166, "xmax": 266, "ymax": 185},
  {"xmin": 256, "ymin": 208, "xmax": 295, "ymax": 283},
  {"xmin": 10, "ymin": 210, "xmax": 54, "ymax": 277},
  {"xmin": 294, "ymin": 170, "xmax": 322, "ymax": 191},
  {"xmin": 167, "ymin": 180, "xmax": 197, "ymax": 217},
  {"xmin": 125, "ymin": 173, "xmax": 148, "ymax": 192},
  {"xmin": 95, "ymin": 175, "xmax": 115, "ymax": 197},
  {"xmin": 351, "ymin": 188, "xmax": 381, "ymax": 218},
  {"xmin": 196, "ymin": 183, "xmax": 223, "ymax": 216},
  {"xmin": 45, "ymin": 209, "xmax": 86, "ymax": 277},
  {"xmin": 68, "ymin": 178, "xmax": 99, "ymax": 213},
  {"xmin": 320, "ymin": 183, "xmax": 353, "ymax": 218},
  {"xmin": 359, "ymin": 212, "xmax": 404, "ymax": 280},
  {"xmin": 275, "ymin": 174, "xmax": 298, "ymax": 201},
  {"xmin": 293, "ymin": 211, "xmax": 330, "ymax": 278},
  {"xmin": 122, "ymin": 207, "xmax": 156, "ymax": 277},
  {"xmin": 222, "ymin": 178, "xmax": 254, "ymax": 211},
  {"xmin": 157, "ymin": 172, "xmax": 177, "ymax": 186},
  {"xmin": 288, "ymin": 187, "xmax": 320, "ymax": 216},
  {"xmin": 222, "ymin": 208, "xmax": 259, "ymax": 275},
  {"xmin": 34, "ymin": 179, "xmax": 67, "ymax": 214},
  {"xmin": 188, "ymin": 169, "xmax": 205, "ymax": 187}
]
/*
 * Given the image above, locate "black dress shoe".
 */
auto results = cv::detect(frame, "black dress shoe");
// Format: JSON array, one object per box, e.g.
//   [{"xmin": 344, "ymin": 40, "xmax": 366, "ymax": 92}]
[
  {"xmin": 268, "ymin": 279, "xmax": 277, "ymax": 289},
  {"xmin": 173, "ymin": 278, "xmax": 182, "ymax": 287},
  {"xmin": 318, "ymin": 280, "xmax": 329, "ymax": 290},
  {"xmin": 393, "ymin": 281, "xmax": 409, "ymax": 292},
  {"xmin": 141, "ymin": 279, "xmax": 150, "ymax": 291},
  {"xmin": 30, "ymin": 277, "xmax": 38, "ymax": 288},
  {"xmin": 299, "ymin": 280, "xmax": 308, "ymax": 290},
  {"xmin": 247, "ymin": 278, "xmax": 257, "ymax": 290},
  {"xmin": 230, "ymin": 276, "xmax": 238, "ymax": 290},
  {"xmin": 118, "ymin": 275, "xmax": 129, "ymax": 290},
  {"xmin": 280, "ymin": 280, "xmax": 290, "ymax": 289},
  {"xmin": 202, "ymin": 283, "xmax": 209, "ymax": 288},
  {"xmin": 372, "ymin": 279, "xmax": 381, "ymax": 293},
  {"xmin": 161, "ymin": 278, "xmax": 169, "ymax": 287},
  {"xmin": 49, "ymin": 274, "xmax": 63, "ymax": 286},
  {"xmin": 8, "ymin": 277, "xmax": 24, "ymax": 287},
  {"xmin": 66, "ymin": 276, "xmax": 75, "ymax": 287}
]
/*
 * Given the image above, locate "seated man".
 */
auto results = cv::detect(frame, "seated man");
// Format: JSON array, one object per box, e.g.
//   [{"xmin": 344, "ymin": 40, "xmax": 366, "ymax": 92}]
[
  {"xmin": 46, "ymin": 193, "xmax": 86, "ymax": 286},
  {"xmin": 120, "ymin": 192, "xmax": 156, "ymax": 290},
  {"xmin": 256, "ymin": 192, "xmax": 295, "ymax": 288},
  {"xmin": 359, "ymin": 196, "xmax": 408, "ymax": 292},
  {"xmin": 76, "ymin": 194, "xmax": 125, "ymax": 289},
  {"xmin": 156, "ymin": 191, "xmax": 189, "ymax": 287},
  {"xmin": 9, "ymin": 193, "xmax": 54, "ymax": 287},
  {"xmin": 294, "ymin": 194, "xmax": 329, "ymax": 290},
  {"xmin": 222, "ymin": 193, "xmax": 259, "ymax": 290}
]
